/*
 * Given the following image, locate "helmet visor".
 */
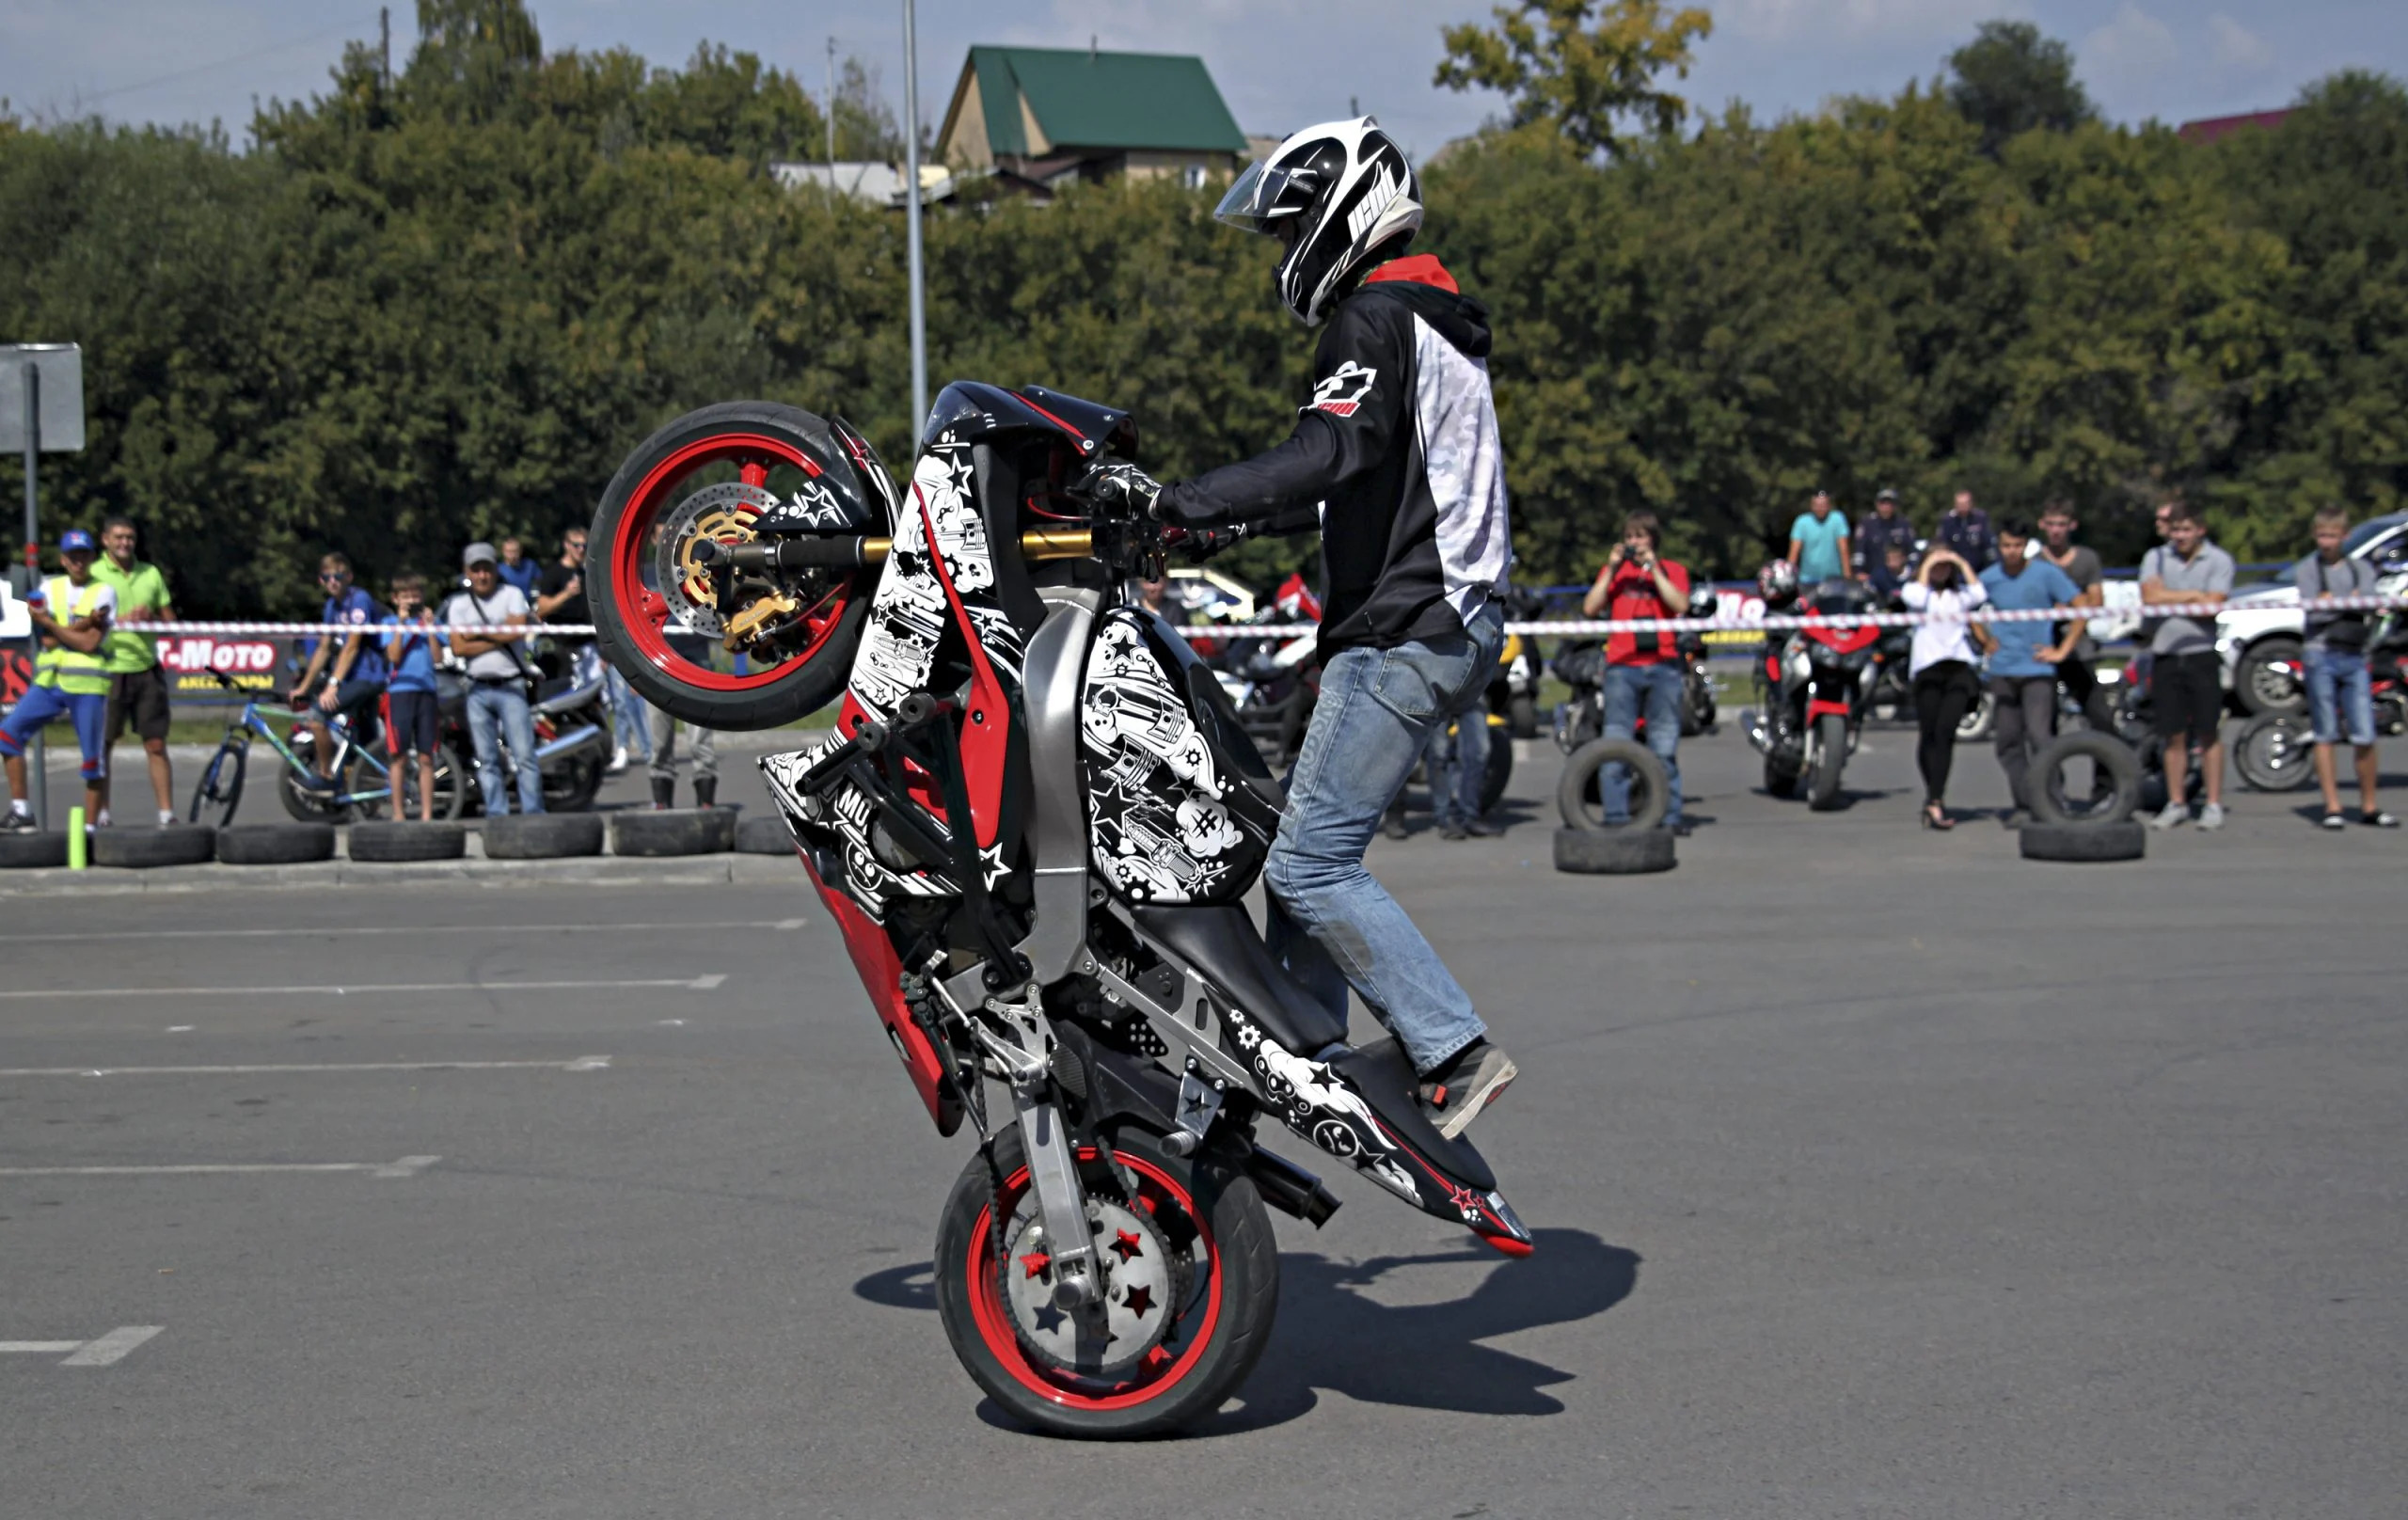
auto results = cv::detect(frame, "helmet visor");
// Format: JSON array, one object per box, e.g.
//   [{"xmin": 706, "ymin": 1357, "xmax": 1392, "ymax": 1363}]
[{"xmin": 1213, "ymin": 159, "xmax": 1306, "ymax": 234}]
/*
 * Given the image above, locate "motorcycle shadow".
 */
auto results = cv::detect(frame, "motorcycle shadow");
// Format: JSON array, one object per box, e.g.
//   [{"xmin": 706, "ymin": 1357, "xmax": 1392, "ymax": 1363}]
[
  {"xmin": 1206, "ymin": 1227, "xmax": 1637, "ymax": 1432},
  {"xmin": 852, "ymin": 1227, "xmax": 1638, "ymax": 1434}
]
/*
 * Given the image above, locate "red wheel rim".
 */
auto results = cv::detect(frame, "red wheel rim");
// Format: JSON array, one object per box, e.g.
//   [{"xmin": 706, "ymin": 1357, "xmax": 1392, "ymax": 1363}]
[
  {"xmin": 611, "ymin": 432, "xmax": 863, "ymax": 692},
  {"xmin": 966, "ymin": 1148, "xmax": 1223, "ymax": 1413}
]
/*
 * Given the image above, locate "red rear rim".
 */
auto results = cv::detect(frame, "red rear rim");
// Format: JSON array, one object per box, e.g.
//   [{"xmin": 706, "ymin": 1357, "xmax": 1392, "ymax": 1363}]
[
  {"xmin": 966, "ymin": 1148, "xmax": 1223, "ymax": 1413},
  {"xmin": 611, "ymin": 432, "xmax": 860, "ymax": 692}
]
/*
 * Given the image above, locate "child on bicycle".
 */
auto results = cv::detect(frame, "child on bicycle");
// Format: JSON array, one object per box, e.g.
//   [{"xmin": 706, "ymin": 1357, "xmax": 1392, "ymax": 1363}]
[
  {"xmin": 2, "ymin": 530, "xmax": 118, "ymax": 831},
  {"xmin": 381, "ymin": 572, "xmax": 445, "ymax": 822}
]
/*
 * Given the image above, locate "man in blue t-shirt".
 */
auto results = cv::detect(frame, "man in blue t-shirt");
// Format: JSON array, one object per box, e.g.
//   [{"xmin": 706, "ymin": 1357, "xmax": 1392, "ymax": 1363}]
[
  {"xmin": 287, "ymin": 552, "xmax": 388, "ymax": 793},
  {"xmin": 380, "ymin": 572, "xmax": 447, "ymax": 821},
  {"xmin": 1787, "ymin": 490, "xmax": 1851, "ymax": 585},
  {"xmin": 1978, "ymin": 518, "xmax": 2083, "ymax": 826}
]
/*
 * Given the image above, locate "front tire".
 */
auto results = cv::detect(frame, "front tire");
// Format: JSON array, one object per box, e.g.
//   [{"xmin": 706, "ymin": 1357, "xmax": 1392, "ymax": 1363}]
[
  {"xmin": 2234, "ymin": 637, "xmax": 2305, "ymax": 716},
  {"xmin": 1807, "ymin": 713, "xmax": 1848, "ymax": 811},
  {"xmin": 2233, "ymin": 713, "xmax": 2317, "ymax": 792},
  {"xmin": 934, "ymin": 1126, "xmax": 1278, "ymax": 1439},
  {"xmin": 189, "ymin": 741, "xmax": 246, "ymax": 828}
]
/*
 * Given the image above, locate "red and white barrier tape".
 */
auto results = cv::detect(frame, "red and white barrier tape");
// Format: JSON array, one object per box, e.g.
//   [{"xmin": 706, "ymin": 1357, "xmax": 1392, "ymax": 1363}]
[
  {"xmin": 1175, "ymin": 594, "xmax": 2407, "ymax": 641},
  {"xmin": 90, "ymin": 593, "xmax": 2403, "ymax": 642}
]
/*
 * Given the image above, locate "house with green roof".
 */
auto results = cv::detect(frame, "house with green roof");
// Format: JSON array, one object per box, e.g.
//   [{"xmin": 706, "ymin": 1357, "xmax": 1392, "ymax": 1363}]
[{"xmin": 936, "ymin": 45, "xmax": 1250, "ymax": 193}]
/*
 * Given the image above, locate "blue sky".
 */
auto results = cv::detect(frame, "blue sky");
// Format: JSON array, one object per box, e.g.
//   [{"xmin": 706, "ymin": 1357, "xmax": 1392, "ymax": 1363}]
[{"xmin": 4, "ymin": 0, "xmax": 2402, "ymax": 158}]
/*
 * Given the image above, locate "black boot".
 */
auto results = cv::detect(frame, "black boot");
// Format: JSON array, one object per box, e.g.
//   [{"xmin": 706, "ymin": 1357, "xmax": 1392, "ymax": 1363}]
[
  {"xmin": 650, "ymin": 776, "xmax": 675, "ymax": 811},
  {"xmin": 693, "ymin": 775, "xmax": 717, "ymax": 810}
]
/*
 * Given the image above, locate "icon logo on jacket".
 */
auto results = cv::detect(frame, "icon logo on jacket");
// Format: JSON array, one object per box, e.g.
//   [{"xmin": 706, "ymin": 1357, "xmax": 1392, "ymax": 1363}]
[{"xmin": 1309, "ymin": 361, "xmax": 1378, "ymax": 419}]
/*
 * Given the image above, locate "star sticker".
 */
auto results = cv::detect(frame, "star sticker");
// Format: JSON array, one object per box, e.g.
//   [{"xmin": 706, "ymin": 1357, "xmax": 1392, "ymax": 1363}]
[
  {"xmin": 1031, "ymin": 1301, "xmax": 1068, "ymax": 1338},
  {"xmin": 1122, "ymin": 1284, "xmax": 1154, "ymax": 1318},
  {"xmin": 1019, "ymin": 1251, "xmax": 1052, "ymax": 1280},
  {"xmin": 1109, "ymin": 1228, "xmax": 1145, "ymax": 1262},
  {"xmin": 979, "ymin": 844, "xmax": 1012, "ymax": 891}
]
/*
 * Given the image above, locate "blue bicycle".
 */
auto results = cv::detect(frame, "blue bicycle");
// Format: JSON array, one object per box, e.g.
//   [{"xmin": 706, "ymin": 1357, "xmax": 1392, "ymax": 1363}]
[{"xmin": 187, "ymin": 671, "xmax": 468, "ymax": 827}]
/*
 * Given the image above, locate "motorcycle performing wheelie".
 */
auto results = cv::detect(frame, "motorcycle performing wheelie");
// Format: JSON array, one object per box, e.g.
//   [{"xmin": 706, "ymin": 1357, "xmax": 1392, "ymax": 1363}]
[{"xmin": 586, "ymin": 117, "xmax": 1529, "ymax": 1438}]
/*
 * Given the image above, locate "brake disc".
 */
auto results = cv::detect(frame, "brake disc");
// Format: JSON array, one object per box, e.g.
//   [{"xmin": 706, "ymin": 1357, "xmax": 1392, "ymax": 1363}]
[
  {"xmin": 653, "ymin": 482, "xmax": 781, "ymax": 641},
  {"xmin": 998, "ymin": 1194, "xmax": 1175, "ymax": 1378}
]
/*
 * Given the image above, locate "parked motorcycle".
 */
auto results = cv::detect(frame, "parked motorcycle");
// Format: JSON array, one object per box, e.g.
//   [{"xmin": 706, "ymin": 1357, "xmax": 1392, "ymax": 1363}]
[
  {"xmin": 1551, "ymin": 587, "xmax": 1719, "ymax": 750},
  {"xmin": 588, "ymin": 389, "xmax": 1532, "ymax": 1437},
  {"xmin": 1747, "ymin": 578, "xmax": 1879, "ymax": 809},
  {"xmin": 2232, "ymin": 628, "xmax": 2408, "ymax": 792}
]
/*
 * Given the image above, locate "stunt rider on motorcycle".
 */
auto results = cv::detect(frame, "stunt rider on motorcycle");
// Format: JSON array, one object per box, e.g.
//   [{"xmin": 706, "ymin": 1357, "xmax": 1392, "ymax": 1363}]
[{"xmin": 1087, "ymin": 117, "xmax": 1518, "ymax": 1139}]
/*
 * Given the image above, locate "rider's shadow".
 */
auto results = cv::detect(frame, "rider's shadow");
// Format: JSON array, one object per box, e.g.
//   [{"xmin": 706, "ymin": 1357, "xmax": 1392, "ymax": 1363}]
[
  {"xmin": 1211, "ymin": 1227, "xmax": 1635, "ymax": 1431},
  {"xmin": 853, "ymin": 1226, "xmax": 1637, "ymax": 1434}
]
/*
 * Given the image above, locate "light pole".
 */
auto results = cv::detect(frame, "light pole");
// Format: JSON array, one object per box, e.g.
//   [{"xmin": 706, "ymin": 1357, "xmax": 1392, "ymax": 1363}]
[{"xmin": 901, "ymin": 0, "xmax": 928, "ymax": 437}]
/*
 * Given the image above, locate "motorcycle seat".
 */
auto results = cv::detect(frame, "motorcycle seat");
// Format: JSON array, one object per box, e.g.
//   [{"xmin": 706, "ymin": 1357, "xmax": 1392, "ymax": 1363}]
[{"xmin": 1130, "ymin": 904, "xmax": 1348, "ymax": 1056}]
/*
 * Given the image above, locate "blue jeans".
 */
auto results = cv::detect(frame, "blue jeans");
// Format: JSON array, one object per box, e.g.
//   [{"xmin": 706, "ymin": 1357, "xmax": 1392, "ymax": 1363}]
[
  {"xmin": 604, "ymin": 666, "xmax": 653, "ymax": 762},
  {"xmin": 1600, "ymin": 661, "xmax": 1684, "ymax": 825},
  {"xmin": 2306, "ymin": 646, "xmax": 2375, "ymax": 748},
  {"xmin": 466, "ymin": 683, "xmax": 544, "ymax": 815},
  {"xmin": 1422, "ymin": 700, "xmax": 1491, "ymax": 829},
  {"xmin": 1265, "ymin": 601, "xmax": 1505, "ymax": 1073}
]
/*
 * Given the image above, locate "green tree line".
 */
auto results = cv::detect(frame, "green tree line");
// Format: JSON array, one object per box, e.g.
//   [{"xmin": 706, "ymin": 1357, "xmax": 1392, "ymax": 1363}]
[{"xmin": 1, "ymin": 1, "xmax": 2402, "ymax": 613}]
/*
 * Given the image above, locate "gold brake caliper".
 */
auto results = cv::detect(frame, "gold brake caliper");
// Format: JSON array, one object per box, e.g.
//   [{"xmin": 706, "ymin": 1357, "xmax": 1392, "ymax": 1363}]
[{"xmin": 671, "ymin": 498, "xmax": 799, "ymax": 654}]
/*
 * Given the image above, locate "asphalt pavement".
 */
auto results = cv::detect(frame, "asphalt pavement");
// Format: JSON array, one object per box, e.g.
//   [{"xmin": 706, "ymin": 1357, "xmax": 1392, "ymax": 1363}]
[{"xmin": 4, "ymin": 721, "xmax": 2403, "ymax": 1518}]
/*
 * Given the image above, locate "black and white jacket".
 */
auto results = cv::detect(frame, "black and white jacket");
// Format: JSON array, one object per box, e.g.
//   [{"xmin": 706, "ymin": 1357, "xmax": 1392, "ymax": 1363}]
[{"xmin": 1159, "ymin": 256, "xmax": 1513, "ymax": 659}]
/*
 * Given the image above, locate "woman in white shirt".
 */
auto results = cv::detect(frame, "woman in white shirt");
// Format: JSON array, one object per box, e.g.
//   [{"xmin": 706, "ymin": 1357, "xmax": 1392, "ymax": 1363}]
[{"xmin": 1898, "ymin": 546, "xmax": 1986, "ymax": 830}]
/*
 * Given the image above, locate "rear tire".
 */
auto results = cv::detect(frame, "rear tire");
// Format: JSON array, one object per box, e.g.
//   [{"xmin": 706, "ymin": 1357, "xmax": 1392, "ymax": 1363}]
[
  {"xmin": 1806, "ymin": 713, "xmax": 1848, "ymax": 811},
  {"xmin": 590, "ymin": 401, "xmax": 881, "ymax": 731},
  {"xmin": 2233, "ymin": 713, "xmax": 2318, "ymax": 792},
  {"xmin": 934, "ymin": 1125, "xmax": 1277, "ymax": 1439}
]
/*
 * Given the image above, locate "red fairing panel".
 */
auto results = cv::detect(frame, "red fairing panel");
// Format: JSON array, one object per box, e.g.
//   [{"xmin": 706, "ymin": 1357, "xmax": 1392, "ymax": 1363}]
[
  {"xmin": 802, "ymin": 853, "xmax": 963, "ymax": 1136},
  {"xmin": 1806, "ymin": 698, "xmax": 1853, "ymax": 721}
]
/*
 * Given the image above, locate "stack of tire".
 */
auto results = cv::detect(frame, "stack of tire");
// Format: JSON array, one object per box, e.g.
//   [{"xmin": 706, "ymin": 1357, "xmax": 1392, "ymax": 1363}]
[
  {"xmin": 2020, "ymin": 732, "xmax": 2146, "ymax": 863},
  {"xmin": 1552, "ymin": 738, "xmax": 1677, "ymax": 875}
]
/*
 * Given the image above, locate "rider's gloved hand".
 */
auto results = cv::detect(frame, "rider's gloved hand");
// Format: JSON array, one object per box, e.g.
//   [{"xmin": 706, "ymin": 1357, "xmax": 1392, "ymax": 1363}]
[
  {"xmin": 1173, "ymin": 525, "xmax": 1245, "ymax": 563},
  {"xmin": 1080, "ymin": 460, "xmax": 1163, "ymax": 517}
]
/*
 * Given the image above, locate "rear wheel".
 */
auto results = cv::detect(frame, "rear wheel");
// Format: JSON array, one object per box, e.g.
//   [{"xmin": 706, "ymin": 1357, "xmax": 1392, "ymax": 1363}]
[
  {"xmin": 589, "ymin": 401, "xmax": 885, "ymax": 731},
  {"xmin": 2234, "ymin": 637, "xmax": 2304, "ymax": 716},
  {"xmin": 933, "ymin": 1125, "xmax": 1277, "ymax": 1439},
  {"xmin": 2233, "ymin": 713, "xmax": 2318, "ymax": 792},
  {"xmin": 277, "ymin": 735, "xmax": 356, "ymax": 824},
  {"xmin": 1807, "ymin": 713, "xmax": 1848, "ymax": 811}
]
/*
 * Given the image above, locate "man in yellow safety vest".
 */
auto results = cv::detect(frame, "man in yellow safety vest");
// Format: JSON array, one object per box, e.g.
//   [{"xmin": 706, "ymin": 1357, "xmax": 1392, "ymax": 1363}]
[{"xmin": 1, "ymin": 530, "xmax": 118, "ymax": 831}]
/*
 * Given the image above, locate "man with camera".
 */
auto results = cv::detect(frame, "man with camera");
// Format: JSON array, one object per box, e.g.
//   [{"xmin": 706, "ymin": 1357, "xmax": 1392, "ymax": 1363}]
[
  {"xmin": 2296, "ymin": 506, "xmax": 2397, "ymax": 830},
  {"xmin": 1582, "ymin": 510, "xmax": 1693, "ymax": 834}
]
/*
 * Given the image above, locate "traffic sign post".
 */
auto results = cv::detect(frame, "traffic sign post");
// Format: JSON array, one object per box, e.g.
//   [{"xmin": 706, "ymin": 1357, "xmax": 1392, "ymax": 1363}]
[{"xmin": 1, "ymin": 344, "xmax": 87, "ymax": 832}]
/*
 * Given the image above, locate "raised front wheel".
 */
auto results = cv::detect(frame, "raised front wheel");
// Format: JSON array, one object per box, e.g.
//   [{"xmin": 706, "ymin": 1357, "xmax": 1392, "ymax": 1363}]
[
  {"xmin": 589, "ymin": 402, "xmax": 886, "ymax": 730},
  {"xmin": 933, "ymin": 1126, "xmax": 1278, "ymax": 1438}
]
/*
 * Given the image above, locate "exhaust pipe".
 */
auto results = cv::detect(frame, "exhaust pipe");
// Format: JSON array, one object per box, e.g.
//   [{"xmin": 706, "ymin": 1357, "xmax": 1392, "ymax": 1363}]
[
  {"xmin": 534, "ymin": 723, "xmax": 604, "ymax": 763},
  {"xmin": 1740, "ymin": 707, "xmax": 1773, "ymax": 755},
  {"xmin": 1244, "ymin": 1148, "xmax": 1342, "ymax": 1227}
]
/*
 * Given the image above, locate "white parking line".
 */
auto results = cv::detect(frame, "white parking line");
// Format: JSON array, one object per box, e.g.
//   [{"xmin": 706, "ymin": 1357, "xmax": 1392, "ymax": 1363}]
[
  {"xmin": 0, "ymin": 918, "xmax": 806, "ymax": 944},
  {"xmin": 0, "ymin": 1328, "xmax": 163, "ymax": 1366},
  {"xmin": 0, "ymin": 1156, "xmax": 439, "ymax": 1180},
  {"xmin": 0, "ymin": 975, "xmax": 724, "ymax": 1000},
  {"xmin": 0, "ymin": 1056, "xmax": 611, "ymax": 1078},
  {"xmin": 61, "ymin": 1327, "xmax": 165, "ymax": 1366}
]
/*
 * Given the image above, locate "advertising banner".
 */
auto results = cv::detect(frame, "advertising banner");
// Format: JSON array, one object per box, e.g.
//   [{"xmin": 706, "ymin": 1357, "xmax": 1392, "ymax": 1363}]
[{"xmin": 160, "ymin": 634, "xmax": 293, "ymax": 705}]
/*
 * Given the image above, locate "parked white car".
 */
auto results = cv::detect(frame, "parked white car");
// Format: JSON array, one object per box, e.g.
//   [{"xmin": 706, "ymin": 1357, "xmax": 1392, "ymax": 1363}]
[{"xmin": 2213, "ymin": 512, "xmax": 2408, "ymax": 714}]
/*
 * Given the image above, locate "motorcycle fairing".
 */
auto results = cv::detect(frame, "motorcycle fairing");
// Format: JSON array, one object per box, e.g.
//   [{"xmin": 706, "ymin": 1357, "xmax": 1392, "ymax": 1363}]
[
  {"xmin": 802, "ymin": 849, "xmax": 966, "ymax": 1135},
  {"xmin": 765, "ymin": 435, "xmax": 1032, "ymax": 915},
  {"xmin": 1081, "ymin": 610, "xmax": 1282, "ymax": 905}
]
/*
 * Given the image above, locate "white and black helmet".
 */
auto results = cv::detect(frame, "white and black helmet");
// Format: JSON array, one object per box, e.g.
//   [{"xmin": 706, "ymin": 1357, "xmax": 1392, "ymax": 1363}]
[{"xmin": 1215, "ymin": 116, "xmax": 1422, "ymax": 327}]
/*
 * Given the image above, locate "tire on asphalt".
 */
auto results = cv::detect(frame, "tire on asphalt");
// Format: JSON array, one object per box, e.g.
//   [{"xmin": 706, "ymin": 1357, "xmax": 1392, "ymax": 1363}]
[
  {"xmin": 2020, "ymin": 819, "xmax": 2146, "ymax": 863},
  {"xmin": 610, "ymin": 807, "xmax": 737, "ymax": 857},
  {"xmin": 91, "ymin": 824, "xmax": 218, "ymax": 869},
  {"xmin": 217, "ymin": 822, "xmax": 335, "ymax": 865},
  {"xmin": 1553, "ymin": 825, "xmax": 1677, "ymax": 875},
  {"xmin": 348, "ymin": 820, "xmax": 468, "ymax": 863},
  {"xmin": 481, "ymin": 812, "xmax": 605, "ymax": 860},
  {"xmin": 0, "ymin": 831, "xmax": 71, "ymax": 869},
  {"xmin": 2026, "ymin": 731, "xmax": 2145, "ymax": 827},
  {"xmin": 1558, "ymin": 738, "xmax": 1670, "ymax": 831},
  {"xmin": 2232, "ymin": 713, "xmax": 2318, "ymax": 793},
  {"xmin": 1806, "ymin": 712, "xmax": 1848, "ymax": 811},
  {"xmin": 734, "ymin": 814, "xmax": 798, "ymax": 855}
]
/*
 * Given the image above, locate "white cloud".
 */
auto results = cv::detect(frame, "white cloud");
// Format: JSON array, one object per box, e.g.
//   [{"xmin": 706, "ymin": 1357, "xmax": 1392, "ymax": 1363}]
[
  {"xmin": 2082, "ymin": 3, "xmax": 2179, "ymax": 89},
  {"xmin": 2209, "ymin": 13, "xmax": 2274, "ymax": 72}
]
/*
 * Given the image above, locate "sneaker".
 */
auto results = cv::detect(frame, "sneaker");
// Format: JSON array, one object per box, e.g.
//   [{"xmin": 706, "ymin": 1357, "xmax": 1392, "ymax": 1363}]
[
  {"xmin": 2147, "ymin": 800, "xmax": 2190, "ymax": 831},
  {"xmin": 293, "ymin": 769, "xmax": 338, "ymax": 794},
  {"xmin": 1439, "ymin": 822, "xmax": 1468, "ymax": 841},
  {"xmin": 2197, "ymin": 802, "xmax": 2226, "ymax": 831},
  {"xmin": 607, "ymin": 744, "xmax": 629, "ymax": 775},
  {"xmin": 0, "ymin": 810, "xmax": 34, "ymax": 833},
  {"xmin": 1464, "ymin": 817, "xmax": 1504, "ymax": 837},
  {"xmin": 1419, "ymin": 1042, "xmax": 1518, "ymax": 1141},
  {"xmin": 2321, "ymin": 813, "xmax": 2347, "ymax": 831},
  {"xmin": 2364, "ymin": 810, "xmax": 2400, "ymax": 829},
  {"xmin": 156, "ymin": 810, "xmax": 176, "ymax": 828}
]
